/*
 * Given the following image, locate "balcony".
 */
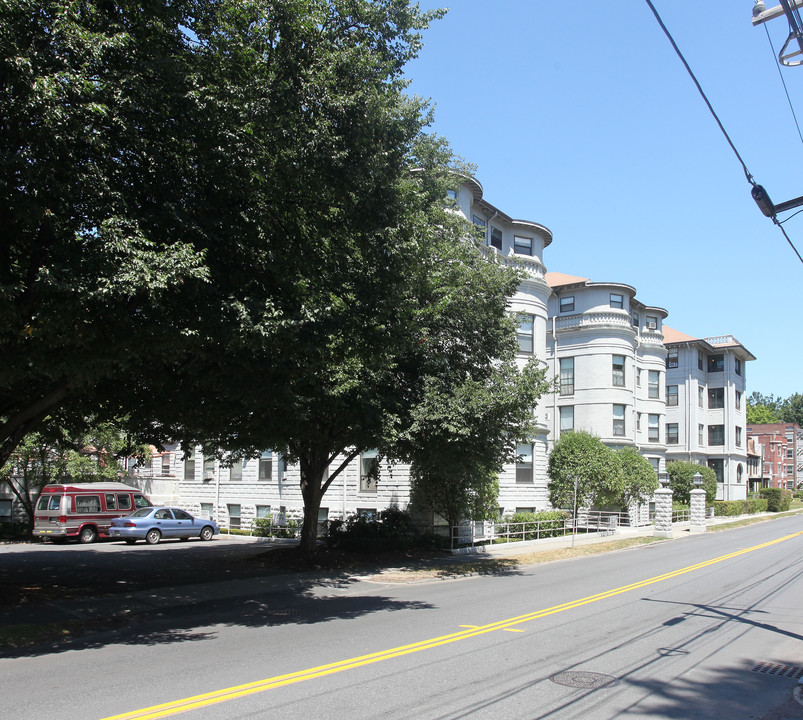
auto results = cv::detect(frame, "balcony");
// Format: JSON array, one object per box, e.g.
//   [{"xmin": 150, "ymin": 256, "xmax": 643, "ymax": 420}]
[
  {"xmin": 480, "ymin": 245, "xmax": 545, "ymax": 280},
  {"xmin": 554, "ymin": 310, "xmax": 633, "ymax": 332}
]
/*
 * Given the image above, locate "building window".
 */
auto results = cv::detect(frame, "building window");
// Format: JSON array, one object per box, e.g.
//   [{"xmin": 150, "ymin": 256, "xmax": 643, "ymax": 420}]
[
  {"xmin": 667, "ymin": 385, "xmax": 678, "ymax": 406},
  {"xmin": 161, "ymin": 454, "xmax": 170, "ymax": 476},
  {"xmin": 708, "ymin": 459, "xmax": 724, "ymax": 483},
  {"xmin": 229, "ymin": 458, "xmax": 242, "ymax": 481},
  {"xmin": 648, "ymin": 414, "xmax": 660, "ymax": 442},
  {"xmin": 200, "ymin": 502, "xmax": 214, "ymax": 519},
  {"xmin": 490, "ymin": 226, "xmax": 503, "ymax": 250},
  {"xmin": 648, "ymin": 371, "xmax": 660, "ymax": 399},
  {"xmin": 203, "ymin": 455, "xmax": 215, "ymax": 481},
  {"xmin": 737, "ymin": 464, "xmax": 743, "ymax": 483},
  {"xmin": 666, "ymin": 348, "xmax": 678, "ymax": 368},
  {"xmin": 445, "ymin": 188, "xmax": 457, "ymax": 200},
  {"xmin": 472, "ymin": 214, "xmax": 486, "ymax": 229},
  {"xmin": 255, "ymin": 505, "xmax": 271, "ymax": 519},
  {"xmin": 735, "ymin": 390, "xmax": 742, "ymax": 410},
  {"xmin": 698, "ymin": 386, "xmax": 704, "ymax": 408},
  {"xmin": 645, "ymin": 315, "xmax": 658, "ymax": 329},
  {"xmin": 698, "ymin": 352, "xmax": 704, "ymax": 371},
  {"xmin": 698, "ymin": 424, "xmax": 705, "ymax": 446},
  {"xmin": 708, "ymin": 354, "xmax": 724, "ymax": 372},
  {"xmin": 259, "ymin": 451, "xmax": 272, "ymax": 481},
  {"xmin": 736, "ymin": 427, "xmax": 743, "ymax": 446},
  {"xmin": 708, "ymin": 425, "xmax": 725, "ymax": 446},
  {"xmin": 613, "ymin": 405, "xmax": 626, "ymax": 436},
  {"xmin": 637, "ymin": 368, "xmax": 642, "ymax": 387},
  {"xmin": 632, "ymin": 312, "xmax": 640, "ymax": 327},
  {"xmin": 735, "ymin": 358, "xmax": 742, "ymax": 376},
  {"xmin": 649, "ymin": 458, "xmax": 660, "ymax": 474},
  {"xmin": 610, "ymin": 293, "xmax": 624, "ymax": 309},
  {"xmin": 787, "ymin": 465, "xmax": 795, "ymax": 476},
  {"xmin": 559, "ymin": 296, "xmax": 575, "ymax": 313},
  {"xmin": 227, "ymin": 504, "xmax": 241, "ymax": 529},
  {"xmin": 559, "ymin": 406, "xmax": 574, "ymax": 432},
  {"xmin": 514, "ymin": 236, "xmax": 532, "ymax": 255},
  {"xmin": 517, "ymin": 315, "xmax": 534, "ymax": 353},
  {"xmin": 667, "ymin": 423, "xmax": 679, "ymax": 444},
  {"xmin": 360, "ymin": 450, "xmax": 379, "ymax": 493},
  {"xmin": 637, "ymin": 412, "xmax": 642, "ymax": 431},
  {"xmin": 708, "ymin": 387, "xmax": 724, "ymax": 409},
  {"xmin": 612, "ymin": 355, "xmax": 625, "ymax": 386},
  {"xmin": 559, "ymin": 358, "xmax": 574, "ymax": 395},
  {"xmin": 183, "ymin": 449, "xmax": 196, "ymax": 481},
  {"xmin": 787, "ymin": 448, "xmax": 794, "ymax": 459},
  {"xmin": 516, "ymin": 443, "xmax": 533, "ymax": 483}
]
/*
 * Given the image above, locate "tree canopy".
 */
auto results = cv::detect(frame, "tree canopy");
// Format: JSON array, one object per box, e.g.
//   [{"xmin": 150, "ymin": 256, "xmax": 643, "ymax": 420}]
[
  {"xmin": 666, "ymin": 461, "xmax": 717, "ymax": 505},
  {"xmin": 615, "ymin": 446, "xmax": 659, "ymax": 506},
  {"xmin": 746, "ymin": 391, "xmax": 803, "ymax": 426},
  {"xmin": 547, "ymin": 432, "xmax": 624, "ymax": 509},
  {"xmin": 405, "ymin": 361, "xmax": 552, "ymax": 530}
]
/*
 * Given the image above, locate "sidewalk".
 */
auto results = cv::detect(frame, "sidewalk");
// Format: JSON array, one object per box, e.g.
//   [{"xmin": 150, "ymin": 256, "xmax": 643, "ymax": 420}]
[{"xmin": 448, "ymin": 511, "xmax": 780, "ymax": 557}]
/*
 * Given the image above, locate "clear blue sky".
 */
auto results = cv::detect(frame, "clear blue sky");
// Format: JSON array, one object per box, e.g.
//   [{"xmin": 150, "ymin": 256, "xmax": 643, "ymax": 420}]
[{"xmin": 404, "ymin": 1, "xmax": 803, "ymax": 399}]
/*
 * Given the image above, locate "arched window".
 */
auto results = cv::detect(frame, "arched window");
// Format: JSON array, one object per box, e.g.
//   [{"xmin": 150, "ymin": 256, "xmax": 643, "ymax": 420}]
[{"xmin": 736, "ymin": 464, "xmax": 743, "ymax": 483}]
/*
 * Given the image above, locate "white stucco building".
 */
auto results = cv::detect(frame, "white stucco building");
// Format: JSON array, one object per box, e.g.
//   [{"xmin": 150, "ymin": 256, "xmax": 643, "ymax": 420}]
[
  {"xmin": 544, "ymin": 272, "xmax": 669, "ymax": 474},
  {"xmin": 663, "ymin": 327, "xmax": 755, "ymax": 500},
  {"xmin": 6, "ymin": 176, "xmax": 756, "ymax": 530}
]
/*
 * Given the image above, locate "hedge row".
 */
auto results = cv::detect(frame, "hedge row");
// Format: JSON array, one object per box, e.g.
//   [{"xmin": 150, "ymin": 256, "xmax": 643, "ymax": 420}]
[
  {"xmin": 712, "ymin": 498, "xmax": 768, "ymax": 516},
  {"xmin": 759, "ymin": 487, "xmax": 793, "ymax": 512}
]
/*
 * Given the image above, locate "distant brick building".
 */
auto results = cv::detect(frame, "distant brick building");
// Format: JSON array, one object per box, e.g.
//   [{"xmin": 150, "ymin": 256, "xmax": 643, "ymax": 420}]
[{"xmin": 745, "ymin": 423, "xmax": 802, "ymax": 491}]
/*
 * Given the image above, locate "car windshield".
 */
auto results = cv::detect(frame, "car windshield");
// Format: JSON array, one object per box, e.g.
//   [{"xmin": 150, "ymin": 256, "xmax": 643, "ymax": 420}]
[{"xmin": 128, "ymin": 508, "xmax": 154, "ymax": 518}]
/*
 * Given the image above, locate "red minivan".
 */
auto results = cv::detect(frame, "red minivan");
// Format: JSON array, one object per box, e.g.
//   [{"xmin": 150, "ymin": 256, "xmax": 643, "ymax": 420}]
[{"xmin": 33, "ymin": 482, "xmax": 152, "ymax": 543}]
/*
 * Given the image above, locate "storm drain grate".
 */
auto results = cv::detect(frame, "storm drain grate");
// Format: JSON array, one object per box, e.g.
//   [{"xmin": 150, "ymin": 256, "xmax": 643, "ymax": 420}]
[
  {"xmin": 751, "ymin": 662, "xmax": 803, "ymax": 679},
  {"xmin": 550, "ymin": 671, "xmax": 616, "ymax": 690}
]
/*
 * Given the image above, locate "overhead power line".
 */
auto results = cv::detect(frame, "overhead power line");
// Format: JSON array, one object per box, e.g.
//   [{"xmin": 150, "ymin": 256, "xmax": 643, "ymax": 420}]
[{"xmin": 643, "ymin": 0, "xmax": 803, "ymax": 265}]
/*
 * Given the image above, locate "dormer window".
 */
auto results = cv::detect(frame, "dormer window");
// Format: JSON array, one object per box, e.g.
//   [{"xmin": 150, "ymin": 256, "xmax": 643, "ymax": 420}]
[
  {"xmin": 472, "ymin": 214, "xmax": 486, "ymax": 229},
  {"xmin": 490, "ymin": 226, "xmax": 503, "ymax": 250},
  {"xmin": 559, "ymin": 296, "xmax": 575, "ymax": 313}
]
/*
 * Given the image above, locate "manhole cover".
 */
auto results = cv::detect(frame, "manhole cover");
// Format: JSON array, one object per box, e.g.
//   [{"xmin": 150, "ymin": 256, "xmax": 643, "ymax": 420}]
[{"xmin": 550, "ymin": 671, "xmax": 616, "ymax": 689}]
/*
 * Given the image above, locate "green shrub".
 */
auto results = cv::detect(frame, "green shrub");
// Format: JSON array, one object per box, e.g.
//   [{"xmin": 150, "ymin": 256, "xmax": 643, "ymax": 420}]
[
  {"xmin": 325, "ymin": 508, "xmax": 417, "ymax": 553},
  {"xmin": 760, "ymin": 488, "xmax": 792, "ymax": 512},
  {"xmin": 498, "ymin": 511, "xmax": 569, "ymax": 540},
  {"xmin": 713, "ymin": 499, "xmax": 769, "ymax": 516},
  {"xmin": 253, "ymin": 517, "xmax": 300, "ymax": 538},
  {"xmin": 0, "ymin": 522, "xmax": 30, "ymax": 540}
]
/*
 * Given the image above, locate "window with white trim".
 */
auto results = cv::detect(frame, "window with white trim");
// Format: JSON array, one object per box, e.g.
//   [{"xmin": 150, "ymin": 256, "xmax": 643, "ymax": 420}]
[
  {"xmin": 648, "ymin": 370, "xmax": 660, "ymax": 399},
  {"xmin": 559, "ymin": 406, "xmax": 574, "ymax": 432},
  {"xmin": 613, "ymin": 405, "xmax": 626, "ymax": 436},
  {"xmin": 667, "ymin": 385, "xmax": 678, "ymax": 406},
  {"xmin": 559, "ymin": 357, "xmax": 574, "ymax": 395},
  {"xmin": 516, "ymin": 443, "xmax": 533, "ymax": 483},
  {"xmin": 648, "ymin": 414, "xmax": 660, "ymax": 442},
  {"xmin": 517, "ymin": 315, "xmax": 534, "ymax": 354},
  {"xmin": 513, "ymin": 236, "xmax": 532, "ymax": 255},
  {"xmin": 612, "ymin": 355, "xmax": 625, "ymax": 387}
]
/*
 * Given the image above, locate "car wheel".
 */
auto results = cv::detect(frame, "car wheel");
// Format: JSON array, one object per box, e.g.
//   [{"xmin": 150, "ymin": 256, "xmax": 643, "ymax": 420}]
[
  {"xmin": 124, "ymin": 539, "xmax": 137, "ymax": 545},
  {"xmin": 145, "ymin": 528, "xmax": 161, "ymax": 545},
  {"xmin": 78, "ymin": 526, "xmax": 98, "ymax": 544},
  {"xmin": 200, "ymin": 526, "xmax": 214, "ymax": 541}
]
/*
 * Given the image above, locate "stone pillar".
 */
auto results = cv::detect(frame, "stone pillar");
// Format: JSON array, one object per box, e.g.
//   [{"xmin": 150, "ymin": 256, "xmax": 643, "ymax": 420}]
[
  {"xmin": 689, "ymin": 488, "xmax": 707, "ymax": 533},
  {"xmin": 653, "ymin": 486, "xmax": 673, "ymax": 538}
]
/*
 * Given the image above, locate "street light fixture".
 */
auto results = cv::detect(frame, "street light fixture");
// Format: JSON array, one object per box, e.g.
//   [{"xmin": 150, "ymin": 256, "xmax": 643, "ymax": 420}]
[{"xmin": 693, "ymin": 472, "xmax": 704, "ymax": 488}]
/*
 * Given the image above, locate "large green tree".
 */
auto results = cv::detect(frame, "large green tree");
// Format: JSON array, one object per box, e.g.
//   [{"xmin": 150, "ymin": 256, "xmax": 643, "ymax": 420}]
[
  {"xmin": 547, "ymin": 432, "xmax": 624, "ymax": 510},
  {"xmin": 666, "ymin": 461, "xmax": 717, "ymax": 505},
  {"xmin": 404, "ymin": 361, "xmax": 553, "ymax": 532},
  {"xmin": 1, "ymin": 0, "xmax": 216, "ymax": 469},
  {"xmin": 746, "ymin": 392, "xmax": 783, "ymax": 424},
  {"xmin": 615, "ymin": 446, "xmax": 659, "ymax": 506}
]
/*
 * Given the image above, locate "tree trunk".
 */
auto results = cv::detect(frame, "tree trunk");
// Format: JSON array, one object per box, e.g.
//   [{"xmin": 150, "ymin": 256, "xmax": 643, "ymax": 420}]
[{"xmin": 298, "ymin": 454, "xmax": 327, "ymax": 558}]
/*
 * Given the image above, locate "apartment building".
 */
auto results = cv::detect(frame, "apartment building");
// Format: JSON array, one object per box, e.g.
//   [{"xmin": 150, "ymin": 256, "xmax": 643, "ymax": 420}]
[
  {"xmin": 663, "ymin": 328, "xmax": 754, "ymax": 500},
  {"xmin": 77, "ymin": 177, "xmax": 758, "ymax": 527},
  {"xmin": 745, "ymin": 423, "xmax": 802, "ymax": 491},
  {"xmin": 544, "ymin": 273, "xmax": 669, "ymax": 474}
]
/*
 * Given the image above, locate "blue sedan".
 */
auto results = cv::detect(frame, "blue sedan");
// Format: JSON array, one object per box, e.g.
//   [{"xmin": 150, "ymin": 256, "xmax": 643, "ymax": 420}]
[{"xmin": 109, "ymin": 507, "xmax": 219, "ymax": 545}]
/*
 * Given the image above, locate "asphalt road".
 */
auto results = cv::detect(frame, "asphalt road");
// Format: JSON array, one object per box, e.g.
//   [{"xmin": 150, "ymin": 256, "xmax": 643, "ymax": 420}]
[{"xmin": 2, "ymin": 518, "xmax": 802, "ymax": 720}]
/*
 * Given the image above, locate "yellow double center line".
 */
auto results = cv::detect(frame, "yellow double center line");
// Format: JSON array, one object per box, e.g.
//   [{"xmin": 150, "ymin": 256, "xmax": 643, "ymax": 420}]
[{"xmin": 103, "ymin": 530, "xmax": 803, "ymax": 720}]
